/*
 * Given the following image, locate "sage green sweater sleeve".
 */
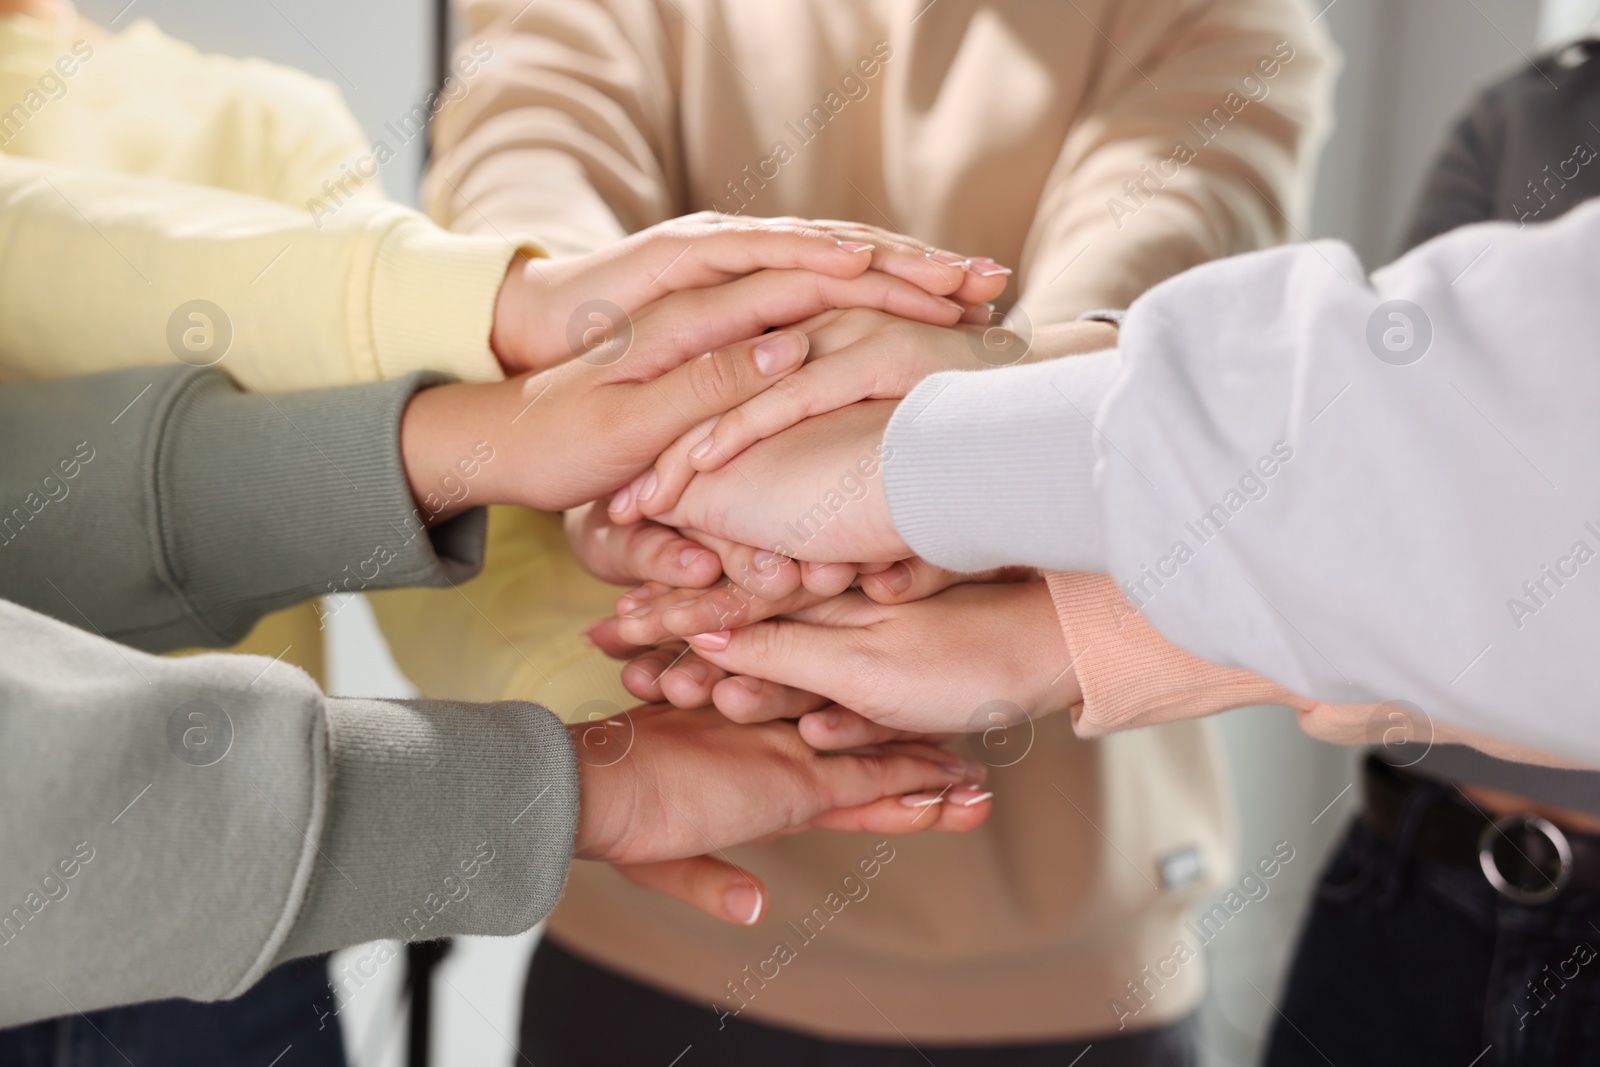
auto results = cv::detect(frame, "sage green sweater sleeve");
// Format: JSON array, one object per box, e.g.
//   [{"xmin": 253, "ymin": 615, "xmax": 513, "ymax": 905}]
[
  {"xmin": 0, "ymin": 598, "xmax": 578, "ymax": 1026},
  {"xmin": 0, "ymin": 364, "xmax": 486, "ymax": 653}
]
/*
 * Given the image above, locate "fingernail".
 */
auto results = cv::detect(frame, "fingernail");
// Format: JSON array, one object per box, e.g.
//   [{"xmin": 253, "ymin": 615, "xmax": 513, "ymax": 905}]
[
  {"xmin": 815, "ymin": 709, "xmax": 842, "ymax": 729},
  {"xmin": 971, "ymin": 258, "xmax": 1013, "ymax": 277},
  {"xmin": 624, "ymin": 604, "xmax": 653, "ymax": 619},
  {"xmin": 900, "ymin": 794, "xmax": 945, "ymax": 809},
  {"xmin": 939, "ymin": 298, "xmax": 965, "ymax": 313},
  {"xmin": 623, "ymin": 584, "xmax": 656, "ymax": 603},
  {"xmin": 753, "ymin": 551, "xmax": 783, "ymax": 574},
  {"xmin": 671, "ymin": 659, "xmax": 710, "ymax": 684},
  {"xmin": 689, "ymin": 437, "xmax": 716, "ymax": 460},
  {"xmin": 731, "ymin": 676, "xmax": 763, "ymax": 694},
  {"xmin": 724, "ymin": 884, "xmax": 764, "ymax": 925},
  {"xmin": 608, "ymin": 486, "xmax": 632, "ymax": 514},
  {"xmin": 688, "ymin": 630, "xmax": 731, "ymax": 651},
  {"xmin": 754, "ymin": 332, "xmax": 806, "ymax": 375},
  {"xmin": 958, "ymin": 790, "xmax": 995, "ymax": 808},
  {"xmin": 926, "ymin": 251, "xmax": 971, "ymax": 268},
  {"xmin": 680, "ymin": 548, "xmax": 714, "ymax": 571},
  {"xmin": 880, "ymin": 563, "xmax": 913, "ymax": 595},
  {"xmin": 836, "ymin": 240, "xmax": 875, "ymax": 254},
  {"xmin": 636, "ymin": 471, "xmax": 659, "ymax": 502}
]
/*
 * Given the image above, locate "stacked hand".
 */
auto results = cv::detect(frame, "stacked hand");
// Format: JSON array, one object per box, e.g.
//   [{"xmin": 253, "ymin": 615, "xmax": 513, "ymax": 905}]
[{"xmin": 394, "ymin": 209, "xmax": 1116, "ymax": 927}]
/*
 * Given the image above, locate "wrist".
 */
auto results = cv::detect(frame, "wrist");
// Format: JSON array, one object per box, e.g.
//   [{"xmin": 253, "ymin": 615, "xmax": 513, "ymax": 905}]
[
  {"xmin": 399, "ymin": 380, "xmax": 522, "ymax": 523},
  {"xmin": 490, "ymin": 254, "xmax": 544, "ymax": 375},
  {"xmin": 568, "ymin": 723, "xmax": 626, "ymax": 861}
]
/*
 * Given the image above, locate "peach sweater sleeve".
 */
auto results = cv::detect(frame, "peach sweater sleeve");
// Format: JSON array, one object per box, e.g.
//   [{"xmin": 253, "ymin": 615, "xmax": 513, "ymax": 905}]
[{"xmin": 1045, "ymin": 572, "xmax": 1578, "ymax": 768}]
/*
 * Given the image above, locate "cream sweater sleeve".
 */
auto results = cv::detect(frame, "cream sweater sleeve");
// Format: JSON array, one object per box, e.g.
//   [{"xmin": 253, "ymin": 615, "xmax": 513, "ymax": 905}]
[
  {"xmin": 0, "ymin": 155, "xmax": 528, "ymax": 391},
  {"xmin": 1015, "ymin": 0, "xmax": 1338, "ymax": 323}
]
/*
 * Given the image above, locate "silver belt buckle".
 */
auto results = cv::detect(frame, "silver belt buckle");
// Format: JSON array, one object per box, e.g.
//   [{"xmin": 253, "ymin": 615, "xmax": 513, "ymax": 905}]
[{"xmin": 1477, "ymin": 813, "xmax": 1575, "ymax": 905}]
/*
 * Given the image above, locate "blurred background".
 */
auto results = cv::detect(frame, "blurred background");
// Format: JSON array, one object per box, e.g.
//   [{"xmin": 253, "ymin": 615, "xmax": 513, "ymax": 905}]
[{"xmin": 68, "ymin": 0, "xmax": 1590, "ymax": 1063}]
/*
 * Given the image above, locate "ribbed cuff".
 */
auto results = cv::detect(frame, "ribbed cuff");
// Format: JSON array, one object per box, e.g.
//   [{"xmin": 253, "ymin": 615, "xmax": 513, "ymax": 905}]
[
  {"xmin": 883, "ymin": 352, "xmax": 1122, "ymax": 574},
  {"xmin": 154, "ymin": 370, "xmax": 487, "ymax": 647},
  {"xmin": 370, "ymin": 218, "xmax": 541, "ymax": 384},
  {"xmin": 275, "ymin": 697, "xmax": 578, "ymax": 960},
  {"xmin": 1045, "ymin": 571, "xmax": 1299, "ymax": 737}
]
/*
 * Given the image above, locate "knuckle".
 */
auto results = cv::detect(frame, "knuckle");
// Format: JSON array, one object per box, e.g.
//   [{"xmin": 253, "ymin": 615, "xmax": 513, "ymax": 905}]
[{"xmin": 687, "ymin": 350, "xmax": 742, "ymax": 406}]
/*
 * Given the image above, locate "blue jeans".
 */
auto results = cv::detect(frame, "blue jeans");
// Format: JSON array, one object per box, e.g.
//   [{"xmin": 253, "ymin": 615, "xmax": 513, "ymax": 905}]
[
  {"xmin": 0, "ymin": 957, "xmax": 346, "ymax": 1067},
  {"xmin": 1266, "ymin": 808, "xmax": 1600, "ymax": 1067}
]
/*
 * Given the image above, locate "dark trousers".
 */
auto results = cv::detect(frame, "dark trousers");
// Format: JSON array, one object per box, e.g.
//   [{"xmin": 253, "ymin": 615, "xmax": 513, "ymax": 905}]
[
  {"xmin": 0, "ymin": 956, "xmax": 346, "ymax": 1067},
  {"xmin": 1266, "ymin": 809, "xmax": 1600, "ymax": 1067},
  {"xmin": 521, "ymin": 937, "xmax": 1198, "ymax": 1066}
]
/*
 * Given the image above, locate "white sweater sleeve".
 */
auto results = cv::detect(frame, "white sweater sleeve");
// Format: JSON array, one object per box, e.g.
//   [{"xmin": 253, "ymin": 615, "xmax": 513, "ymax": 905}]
[{"xmin": 885, "ymin": 197, "xmax": 1600, "ymax": 762}]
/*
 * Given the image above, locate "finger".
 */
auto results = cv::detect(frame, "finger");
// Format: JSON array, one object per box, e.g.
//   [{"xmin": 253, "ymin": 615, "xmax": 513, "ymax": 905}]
[
  {"xmin": 585, "ymin": 616, "xmax": 649, "ymax": 660},
  {"xmin": 658, "ymin": 651, "xmax": 728, "ymax": 709},
  {"xmin": 799, "ymin": 561, "xmax": 859, "ymax": 597},
  {"xmin": 685, "ymin": 529, "xmax": 803, "ymax": 602},
  {"xmin": 954, "ymin": 258, "xmax": 1013, "ymax": 305},
  {"xmin": 630, "ymin": 417, "xmax": 718, "ymax": 524},
  {"xmin": 613, "ymin": 856, "xmax": 768, "ymax": 926},
  {"xmin": 807, "ymin": 744, "xmax": 988, "ymax": 812},
  {"xmin": 620, "ymin": 269, "xmax": 964, "ymax": 380},
  {"xmin": 619, "ymin": 641, "xmax": 691, "ymax": 703},
  {"xmin": 652, "ymin": 582, "xmax": 827, "ymax": 643},
  {"xmin": 858, "ymin": 558, "xmax": 1033, "ymax": 604},
  {"xmin": 612, "ymin": 331, "xmax": 810, "ymax": 478},
  {"xmin": 712, "ymin": 675, "xmax": 831, "ymax": 724},
  {"xmin": 797, "ymin": 706, "xmax": 952, "ymax": 750},
  {"xmin": 806, "ymin": 784, "xmax": 994, "ymax": 834},
  {"xmin": 567, "ymin": 504, "xmax": 723, "ymax": 588}
]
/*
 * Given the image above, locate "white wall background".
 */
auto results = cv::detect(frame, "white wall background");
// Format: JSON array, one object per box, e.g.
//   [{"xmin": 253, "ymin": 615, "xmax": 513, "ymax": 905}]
[{"xmin": 70, "ymin": 0, "xmax": 1571, "ymax": 1063}]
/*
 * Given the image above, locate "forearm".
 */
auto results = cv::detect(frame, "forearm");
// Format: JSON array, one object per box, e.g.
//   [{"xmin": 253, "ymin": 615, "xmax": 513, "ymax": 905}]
[
  {"xmin": 0, "ymin": 599, "xmax": 576, "ymax": 1026},
  {"xmin": 0, "ymin": 156, "xmax": 524, "ymax": 391},
  {"xmin": 425, "ymin": 0, "xmax": 676, "ymax": 251},
  {"xmin": 0, "ymin": 365, "xmax": 485, "ymax": 653},
  {"xmin": 886, "ymin": 199, "xmax": 1600, "ymax": 761},
  {"xmin": 1015, "ymin": 0, "xmax": 1337, "ymax": 322}
]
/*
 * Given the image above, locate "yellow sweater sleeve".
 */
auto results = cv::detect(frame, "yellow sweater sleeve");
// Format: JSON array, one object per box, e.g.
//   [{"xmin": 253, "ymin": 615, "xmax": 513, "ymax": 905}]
[{"xmin": 0, "ymin": 155, "xmax": 528, "ymax": 391}]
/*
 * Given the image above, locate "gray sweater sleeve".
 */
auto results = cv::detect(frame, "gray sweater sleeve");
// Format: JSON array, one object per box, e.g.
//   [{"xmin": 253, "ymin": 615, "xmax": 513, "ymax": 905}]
[
  {"xmin": 0, "ymin": 364, "xmax": 487, "ymax": 653},
  {"xmin": 0, "ymin": 596, "xmax": 577, "ymax": 1027}
]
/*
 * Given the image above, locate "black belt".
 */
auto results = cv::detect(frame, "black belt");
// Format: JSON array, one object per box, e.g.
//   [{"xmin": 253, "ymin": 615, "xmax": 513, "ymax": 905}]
[{"xmin": 1363, "ymin": 756, "xmax": 1600, "ymax": 904}]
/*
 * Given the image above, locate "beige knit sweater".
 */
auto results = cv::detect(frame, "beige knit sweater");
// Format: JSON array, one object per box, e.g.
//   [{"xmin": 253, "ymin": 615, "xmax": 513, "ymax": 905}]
[{"xmin": 423, "ymin": 0, "xmax": 1337, "ymax": 1042}]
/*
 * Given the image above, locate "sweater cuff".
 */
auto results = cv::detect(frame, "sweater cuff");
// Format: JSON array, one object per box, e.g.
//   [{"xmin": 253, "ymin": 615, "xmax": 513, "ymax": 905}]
[
  {"xmin": 155, "ymin": 371, "xmax": 487, "ymax": 647},
  {"xmin": 1045, "ymin": 571, "xmax": 1304, "ymax": 737},
  {"xmin": 275, "ymin": 698, "xmax": 578, "ymax": 960},
  {"xmin": 883, "ymin": 351, "xmax": 1122, "ymax": 574},
  {"xmin": 370, "ymin": 219, "xmax": 542, "ymax": 384}
]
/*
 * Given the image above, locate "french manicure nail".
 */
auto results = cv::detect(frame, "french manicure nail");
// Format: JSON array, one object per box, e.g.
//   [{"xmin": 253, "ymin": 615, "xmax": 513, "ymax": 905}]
[
  {"xmin": 672, "ymin": 659, "xmax": 710, "ymax": 684},
  {"xmin": 608, "ymin": 486, "xmax": 632, "ymax": 514},
  {"xmin": 681, "ymin": 548, "xmax": 714, "ymax": 571},
  {"xmin": 971, "ymin": 258, "xmax": 1013, "ymax": 277},
  {"xmin": 689, "ymin": 437, "xmax": 716, "ymax": 460},
  {"xmin": 958, "ymin": 790, "xmax": 995, "ymax": 807},
  {"xmin": 753, "ymin": 332, "xmax": 805, "ymax": 375},
  {"xmin": 900, "ymin": 794, "xmax": 945, "ymax": 809},
  {"xmin": 926, "ymin": 251, "xmax": 971, "ymax": 268},
  {"xmin": 688, "ymin": 630, "xmax": 732, "ymax": 651},
  {"xmin": 837, "ymin": 240, "xmax": 876, "ymax": 254},
  {"xmin": 939, "ymin": 298, "xmax": 965, "ymax": 313},
  {"xmin": 636, "ymin": 471, "xmax": 658, "ymax": 502},
  {"xmin": 724, "ymin": 884, "xmax": 764, "ymax": 925}
]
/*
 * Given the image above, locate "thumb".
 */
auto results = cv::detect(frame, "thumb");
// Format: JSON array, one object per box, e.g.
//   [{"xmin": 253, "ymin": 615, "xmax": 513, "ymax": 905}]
[
  {"xmin": 622, "ymin": 331, "xmax": 809, "ymax": 442},
  {"xmin": 613, "ymin": 856, "xmax": 768, "ymax": 926}
]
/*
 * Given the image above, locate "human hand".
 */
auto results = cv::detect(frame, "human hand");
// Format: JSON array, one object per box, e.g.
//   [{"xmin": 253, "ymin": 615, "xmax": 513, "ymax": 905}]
[
  {"xmin": 490, "ymin": 213, "xmax": 1012, "ymax": 374},
  {"xmin": 569, "ymin": 703, "xmax": 992, "ymax": 923},
  {"xmin": 401, "ymin": 330, "xmax": 818, "ymax": 517},
  {"xmin": 608, "ymin": 400, "xmax": 908, "ymax": 564},
  {"xmin": 668, "ymin": 582, "xmax": 1077, "ymax": 738},
  {"xmin": 609, "ymin": 314, "xmax": 1118, "ymax": 522}
]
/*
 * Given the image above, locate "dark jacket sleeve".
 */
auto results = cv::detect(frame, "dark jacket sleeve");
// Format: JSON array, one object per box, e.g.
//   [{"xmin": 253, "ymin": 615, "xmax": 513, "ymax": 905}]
[{"xmin": 0, "ymin": 365, "xmax": 486, "ymax": 652}]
